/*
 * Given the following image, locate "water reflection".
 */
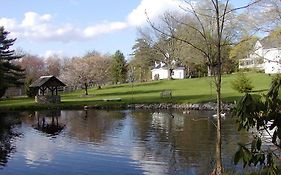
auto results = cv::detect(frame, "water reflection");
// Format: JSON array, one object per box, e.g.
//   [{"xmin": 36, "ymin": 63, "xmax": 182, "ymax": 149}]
[
  {"xmin": 62, "ymin": 110, "xmax": 126, "ymax": 143},
  {"xmin": 0, "ymin": 112, "xmax": 21, "ymax": 168},
  {"xmin": 33, "ymin": 110, "xmax": 65, "ymax": 136},
  {"xmin": 0, "ymin": 109, "xmax": 251, "ymax": 174}
]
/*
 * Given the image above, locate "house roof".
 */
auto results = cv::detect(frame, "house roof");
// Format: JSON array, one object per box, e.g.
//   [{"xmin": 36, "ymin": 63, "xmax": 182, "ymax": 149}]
[
  {"xmin": 30, "ymin": 75, "xmax": 66, "ymax": 88},
  {"xmin": 152, "ymin": 67, "xmax": 185, "ymax": 71},
  {"xmin": 153, "ymin": 61, "xmax": 185, "ymax": 69},
  {"xmin": 260, "ymin": 36, "xmax": 281, "ymax": 49}
]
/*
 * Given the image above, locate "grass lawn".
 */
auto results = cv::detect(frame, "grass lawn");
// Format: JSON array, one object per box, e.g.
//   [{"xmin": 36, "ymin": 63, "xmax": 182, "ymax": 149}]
[{"xmin": 0, "ymin": 72, "xmax": 273, "ymax": 110}]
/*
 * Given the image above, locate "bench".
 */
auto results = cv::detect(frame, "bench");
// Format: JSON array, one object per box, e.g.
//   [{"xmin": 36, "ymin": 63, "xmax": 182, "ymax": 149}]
[
  {"xmin": 160, "ymin": 90, "xmax": 172, "ymax": 99},
  {"xmin": 103, "ymin": 98, "xmax": 122, "ymax": 102}
]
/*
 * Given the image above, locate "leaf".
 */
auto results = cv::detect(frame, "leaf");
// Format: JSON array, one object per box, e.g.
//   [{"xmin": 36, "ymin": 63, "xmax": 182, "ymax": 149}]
[
  {"xmin": 251, "ymin": 139, "xmax": 256, "ymax": 152},
  {"xmin": 234, "ymin": 149, "xmax": 241, "ymax": 165},
  {"xmin": 272, "ymin": 130, "xmax": 277, "ymax": 144},
  {"xmin": 256, "ymin": 137, "xmax": 262, "ymax": 151},
  {"xmin": 277, "ymin": 128, "xmax": 281, "ymax": 140}
]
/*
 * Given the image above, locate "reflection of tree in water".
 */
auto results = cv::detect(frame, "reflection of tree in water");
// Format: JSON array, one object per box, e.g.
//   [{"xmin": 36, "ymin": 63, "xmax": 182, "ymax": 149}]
[
  {"xmin": 64, "ymin": 110, "xmax": 126, "ymax": 143},
  {"xmin": 130, "ymin": 110, "xmax": 251, "ymax": 174},
  {"xmin": 0, "ymin": 113, "xmax": 21, "ymax": 168},
  {"xmin": 32, "ymin": 110, "xmax": 65, "ymax": 136}
]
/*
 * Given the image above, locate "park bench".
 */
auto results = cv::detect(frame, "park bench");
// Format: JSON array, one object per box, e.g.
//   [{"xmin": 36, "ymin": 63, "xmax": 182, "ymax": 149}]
[
  {"xmin": 103, "ymin": 98, "xmax": 122, "ymax": 102},
  {"xmin": 160, "ymin": 89, "xmax": 172, "ymax": 99}
]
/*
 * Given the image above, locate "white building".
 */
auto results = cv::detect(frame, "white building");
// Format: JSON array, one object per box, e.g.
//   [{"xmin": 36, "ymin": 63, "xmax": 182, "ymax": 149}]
[
  {"xmin": 151, "ymin": 62, "xmax": 185, "ymax": 80},
  {"xmin": 239, "ymin": 38, "xmax": 281, "ymax": 74}
]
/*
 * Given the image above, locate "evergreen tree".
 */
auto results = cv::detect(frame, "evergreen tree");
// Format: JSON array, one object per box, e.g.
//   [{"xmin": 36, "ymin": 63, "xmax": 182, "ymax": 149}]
[
  {"xmin": 231, "ymin": 72, "xmax": 253, "ymax": 93},
  {"xmin": 111, "ymin": 50, "xmax": 127, "ymax": 84},
  {"xmin": 131, "ymin": 38, "xmax": 158, "ymax": 82},
  {"xmin": 0, "ymin": 27, "xmax": 24, "ymax": 97}
]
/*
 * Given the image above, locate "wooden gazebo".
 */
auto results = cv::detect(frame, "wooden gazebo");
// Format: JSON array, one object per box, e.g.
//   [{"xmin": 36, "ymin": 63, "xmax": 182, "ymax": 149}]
[{"xmin": 30, "ymin": 75, "xmax": 66, "ymax": 104}]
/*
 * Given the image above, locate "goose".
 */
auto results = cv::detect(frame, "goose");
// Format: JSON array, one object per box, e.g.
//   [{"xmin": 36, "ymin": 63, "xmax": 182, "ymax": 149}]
[{"xmin": 212, "ymin": 113, "xmax": 226, "ymax": 118}]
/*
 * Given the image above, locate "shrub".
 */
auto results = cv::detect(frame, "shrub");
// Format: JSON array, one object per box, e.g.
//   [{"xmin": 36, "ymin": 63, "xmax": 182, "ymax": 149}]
[
  {"xmin": 24, "ymin": 77, "xmax": 37, "ymax": 97},
  {"xmin": 231, "ymin": 72, "xmax": 254, "ymax": 93}
]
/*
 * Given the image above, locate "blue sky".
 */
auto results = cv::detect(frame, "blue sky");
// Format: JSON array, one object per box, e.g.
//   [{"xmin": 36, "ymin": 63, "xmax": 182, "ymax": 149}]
[{"xmin": 0, "ymin": 0, "xmax": 248, "ymax": 59}]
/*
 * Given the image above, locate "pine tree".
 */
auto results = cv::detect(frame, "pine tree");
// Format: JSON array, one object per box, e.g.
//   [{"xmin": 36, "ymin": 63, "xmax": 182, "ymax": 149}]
[
  {"xmin": 111, "ymin": 50, "xmax": 127, "ymax": 84},
  {"xmin": 0, "ymin": 26, "xmax": 24, "ymax": 97}
]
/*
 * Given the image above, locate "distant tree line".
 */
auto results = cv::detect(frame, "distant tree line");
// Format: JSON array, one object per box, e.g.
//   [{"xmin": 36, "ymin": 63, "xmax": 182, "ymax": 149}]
[{"xmin": 0, "ymin": 28, "xmax": 128, "ymax": 97}]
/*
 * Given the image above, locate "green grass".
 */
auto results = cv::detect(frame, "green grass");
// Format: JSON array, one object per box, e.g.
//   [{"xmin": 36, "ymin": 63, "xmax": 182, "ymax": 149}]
[{"xmin": 0, "ymin": 72, "xmax": 273, "ymax": 110}]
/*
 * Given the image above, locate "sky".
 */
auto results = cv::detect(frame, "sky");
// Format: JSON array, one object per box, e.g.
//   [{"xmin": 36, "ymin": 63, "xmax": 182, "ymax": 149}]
[{"xmin": 0, "ymin": 0, "xmax": 248, "ymax": 59}]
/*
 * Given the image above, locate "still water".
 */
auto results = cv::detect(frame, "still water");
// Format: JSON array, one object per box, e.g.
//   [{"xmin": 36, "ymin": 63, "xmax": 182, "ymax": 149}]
[{"xmin": 0, "ymin": 109, "xmax": 250, "ymax": 175}]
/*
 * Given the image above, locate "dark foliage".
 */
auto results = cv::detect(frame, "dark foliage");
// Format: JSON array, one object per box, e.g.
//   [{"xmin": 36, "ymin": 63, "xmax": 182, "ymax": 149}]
[
  {"xmin": 0, "ymin": 26, "xmax": 24, "ymax": 98},
  {"xmin": 233, "ymin": 75, "xmax": 281, "ymax": 174}
]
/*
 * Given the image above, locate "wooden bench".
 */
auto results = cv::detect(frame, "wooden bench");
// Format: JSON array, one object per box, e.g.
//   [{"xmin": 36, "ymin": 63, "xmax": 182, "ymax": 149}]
[
  {"xmin": 103, "ymin": 98, "xmax": 122, "ymax": 102},
  {"xmin": 160, "ymin": 90, "xmax": 172, "ymax": 99}
]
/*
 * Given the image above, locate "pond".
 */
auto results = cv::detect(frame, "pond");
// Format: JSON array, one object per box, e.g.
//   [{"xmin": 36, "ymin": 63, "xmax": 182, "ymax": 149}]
[{"xmin": 0, "ymin": 109, "xmax": 251, "ymax": 175}]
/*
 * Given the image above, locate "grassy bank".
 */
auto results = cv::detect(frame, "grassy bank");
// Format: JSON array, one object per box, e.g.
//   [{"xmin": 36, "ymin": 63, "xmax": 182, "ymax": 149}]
[{"xmin": 0, "ymin": 72, "xmax": 273, "ymax": 110}]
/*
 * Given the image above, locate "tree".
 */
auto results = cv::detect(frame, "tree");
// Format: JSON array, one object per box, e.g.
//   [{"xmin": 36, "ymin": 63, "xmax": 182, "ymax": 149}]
[
  {"xmin": 147, "ymin": 1, "xmax": 260, "ymax": 174},
  {"xmin": 20, "ymin": 53, "xmax": 45, "ymax": 80},
  {"xmin": 231, "ymin": 72, "xmax": 254, "ymax": 93},
  {"xmin": 60, "ymin": 53, "xmax": 112, "ymax": 95},
  {"xmin": 233, "ymin": 75, "xmax": 281, "ymax": 174},
  {"xmin": 111, "ymin": 50, "xmax": 127, "ymax": 84},
  {"xmin": 131, "ymin": 37, "xmax": 158, "ymax": 82},
  {"xmin": 229, "ymin": 36, "xmax": 259, "ymax": 60},
  {"xmin": 86, "ymin": 54, "xmax": 112, "ymax": 86},
  {"xmin": 45, "ymin": 55, "xmax": 62, "ymax": 77},
  {"xmin": 0, "ymin": 27, "xmax": 24, "ymax": 97},
  {"xmin": 24, "ymin": 76, "xmax": 37, "ymax": 97},
  {"xmin": 61, "ymin": 57, "xmax": 91, "ymax": 95},
  {"xmin": 140, "ymin": 12, "xmax": 183, "ymax": 80}
]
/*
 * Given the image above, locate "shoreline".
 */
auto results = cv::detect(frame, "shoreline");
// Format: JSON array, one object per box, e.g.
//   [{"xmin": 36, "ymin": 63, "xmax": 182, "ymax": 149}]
[
  {"xmin": 0, "ymin": 101, "xmax": 235, "ymax": 112},
  {"xmin": 127, "ymin": 102, "xmax": 234, "ymax": 111}
]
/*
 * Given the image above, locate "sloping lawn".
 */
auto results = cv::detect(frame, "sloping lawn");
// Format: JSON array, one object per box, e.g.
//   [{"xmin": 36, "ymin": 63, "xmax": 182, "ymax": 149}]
[{"xmin": 0, "ymin": 72, "xmax": 273, "ymax": 110}]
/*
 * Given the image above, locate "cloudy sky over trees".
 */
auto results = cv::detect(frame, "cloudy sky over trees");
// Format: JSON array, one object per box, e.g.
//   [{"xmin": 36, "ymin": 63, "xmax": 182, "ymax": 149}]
[{"xmin": 0, "ymin": 0, "xmax": 247, "ymax": 58}]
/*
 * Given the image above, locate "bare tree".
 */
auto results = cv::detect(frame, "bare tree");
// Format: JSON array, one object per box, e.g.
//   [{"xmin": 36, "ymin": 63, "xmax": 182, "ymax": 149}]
[
  {"xmin": 61, "ymin": 57, "xmax": 90, "ymax": 95},
  {"xmin": 60, "ymin": 53, "xmax": 112, "ymax": 95},
  {"xmin": 87, "ymin": 54, "xmax": 112, "ymax": 86},
  {"xmin": 140, "ymin": 12, "xmax": 184, "ymax": 80},
  {"xmin": 45, "ymin": 55, "xmax": 62, "ymax": 77},
  {"xmin": 147, "ymin": 0, "xmax": 260, "ymax": 174},
  {"xmin": 20, "ymin": 54, "xmax": 45, "ymax": 80}
]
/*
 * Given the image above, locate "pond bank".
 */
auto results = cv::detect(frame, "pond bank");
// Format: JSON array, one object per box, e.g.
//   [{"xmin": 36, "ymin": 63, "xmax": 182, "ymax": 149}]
[
  {"xmin": 0, "ymin": 99, "xmax": 235, "ymax": 111},
  {"xmin": 85, "ymin": 102, "xmax": 235, "ymax": 111}
]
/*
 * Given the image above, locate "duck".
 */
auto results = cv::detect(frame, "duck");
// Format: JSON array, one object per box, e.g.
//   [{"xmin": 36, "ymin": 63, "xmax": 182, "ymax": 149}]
[
  {"xmin": 183, "ymin": 110, "xmax": 190, "ymax": 114},
  {"xmin": 212, "ymin": 113, "xmax": 226, "ymax": 118}
]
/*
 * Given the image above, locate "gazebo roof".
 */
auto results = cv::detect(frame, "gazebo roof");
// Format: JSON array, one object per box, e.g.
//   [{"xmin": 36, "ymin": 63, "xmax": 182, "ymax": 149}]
[{"xmin": 30, "ymin": 75, "xmax": 66, "ymax": 88}]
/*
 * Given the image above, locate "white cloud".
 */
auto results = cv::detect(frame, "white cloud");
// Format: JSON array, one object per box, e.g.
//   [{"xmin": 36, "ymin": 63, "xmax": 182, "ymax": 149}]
[
  {"xmin": 127, "ymin": 0, "xmax": 187, "ymax": 26},
  {"xmin": 83, "ymin": 21, "xmax": 128, "ymax": 37},
  {"xmin": 43, "ymin": 50, "xmax": 64, "ymax": 58},
  {"xmin": 0, "ymin": 12, "xmax": 129, "ymax": 42},
  {"xmin": 0, "ymin": 0, "xmax": 187, "ymax": 43},
  {"xmin": 21, "ymin": 12, "xmax": 52, "ymax": 27},
  {"xmin": 0, "ymin": 18, "xmax": 17, "ymax": 28}
]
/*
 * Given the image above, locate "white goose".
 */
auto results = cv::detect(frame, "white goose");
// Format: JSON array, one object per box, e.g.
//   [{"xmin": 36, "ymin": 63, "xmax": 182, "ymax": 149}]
[{"xmin": 212, "ymin": 112, "xmax": 226, "ymax": 118}]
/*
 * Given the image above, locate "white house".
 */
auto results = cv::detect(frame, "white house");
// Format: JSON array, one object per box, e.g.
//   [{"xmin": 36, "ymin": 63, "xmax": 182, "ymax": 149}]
[
  {"xmin": 151, "ymin": 62, "xmax": 185, "ymax": 80},
  {"xmin": 239, "ymin": 38, "xmax": 281, "ymax": 74}
]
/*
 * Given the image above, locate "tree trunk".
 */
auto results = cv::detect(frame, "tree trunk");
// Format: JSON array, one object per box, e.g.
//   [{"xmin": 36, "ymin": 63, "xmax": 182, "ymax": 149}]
[
  {"xmin": 215, "ymin": 71, "xmax": 222, "ymax": 175},
  {"xmin": 168, "ymin": 68, "xmax": 173, "ymax": 80},
  {"xmin": 0, "ymin": 87, "xmax": 7, "ymax": 98},
  {"xmin": 208, "ymin": 65, "xmax": 212, "ymax": 77},
  {"xmin": 214, "ymin": 0, "xmax": 223, "ymax": 173},
  {"xmin": 84, "ymin": 83, "xmax": 88, "ymax": 95}
]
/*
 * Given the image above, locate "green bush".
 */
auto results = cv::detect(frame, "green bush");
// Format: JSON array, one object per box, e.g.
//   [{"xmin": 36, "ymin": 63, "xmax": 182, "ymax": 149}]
[
  {"xmin": 24, "ymin": 77, "xmax": 37, "ymax": 97},
  {"xmin": 231, "ymin": 72, "xmax": 254, "ymax": 93}
]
